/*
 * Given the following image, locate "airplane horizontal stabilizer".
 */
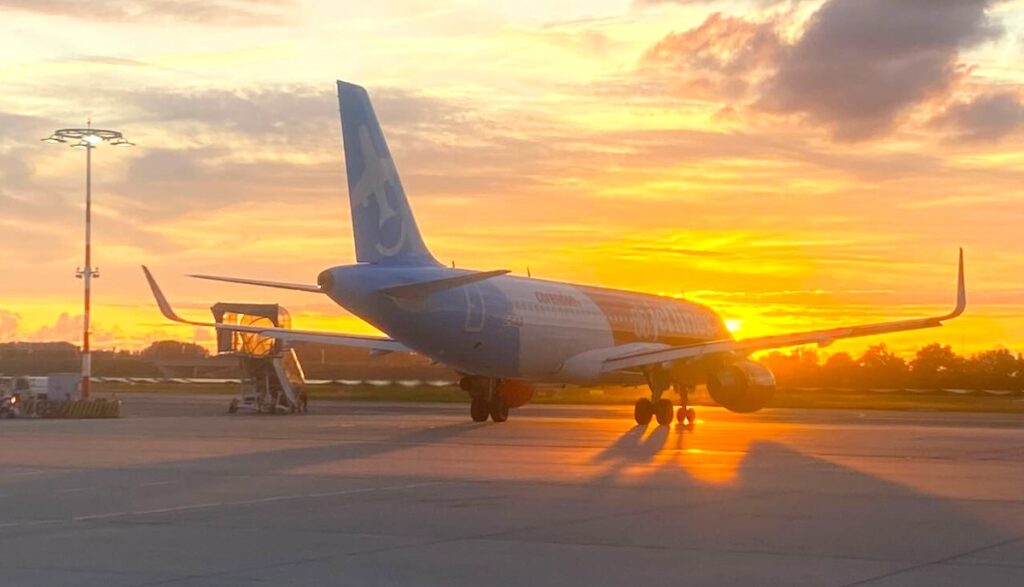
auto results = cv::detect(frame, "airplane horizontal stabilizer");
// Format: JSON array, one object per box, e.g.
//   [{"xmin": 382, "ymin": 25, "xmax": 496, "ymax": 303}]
[
  {"xmin": 378, "ymin": 269, "xmax": 510, "ymax": 300},
  {"xmin": 188, "ymin": 273, "xmax": 323, "ymax": 293},
  {"xmin": 142, "ymin": 266, "xmax": 408, "ymax": 352}
]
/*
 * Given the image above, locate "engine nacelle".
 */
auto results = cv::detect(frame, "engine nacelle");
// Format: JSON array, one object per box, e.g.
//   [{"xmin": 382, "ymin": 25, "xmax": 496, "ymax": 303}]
[
  {"xmin": 706, "ymin": 360, "xmax": 776, "ymax": 413},
  {"xmin": 459, "ymin": 377, "xmax": 535, "ymax": 408}
]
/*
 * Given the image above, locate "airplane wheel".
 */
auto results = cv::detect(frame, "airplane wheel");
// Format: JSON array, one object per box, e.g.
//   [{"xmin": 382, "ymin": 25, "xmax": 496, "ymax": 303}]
[
  {"xmin": 470, "ymin": 397, "xmax": 489, "ymax": 422},
  {"xmin": 654, "ymin": 398, "xmax": 674, "ymax": 426},
  {"xmin": 634, "ymin": 398, "xmax": 653, "ymax": 425},
  {"xmin": 677, "ymin": 406, "xmax": 696, "ymax": 425},
  {"xmin": 489, "ymin": 398, "xmax": 509, "ymax": 423}
]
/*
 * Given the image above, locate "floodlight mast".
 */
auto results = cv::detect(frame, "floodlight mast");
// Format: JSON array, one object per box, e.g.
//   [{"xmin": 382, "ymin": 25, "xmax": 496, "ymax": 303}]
[{"xmin": 42, "ymin": 122, "xmax": 134, "ymax": 400}]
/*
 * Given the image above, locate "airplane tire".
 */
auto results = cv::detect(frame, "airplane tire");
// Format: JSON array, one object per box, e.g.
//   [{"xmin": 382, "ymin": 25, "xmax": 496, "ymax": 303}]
[
  {"xmin": 655, "ymin": 398, "xmax": 674, "ymax": 426},
  {"xmin": 470, "ymin": 397, "xmax": 489, "ymax": 422},
  {"xmin": 489, "ymin": 398, "xmax": 509, "ymax": 423},
  {"xmin": 677, "ymin": 406, "xmax": 696, "ymax": 425},
  {"xmin": 634, "ymin": 398, "xmax": 653, "ymax": 425}
]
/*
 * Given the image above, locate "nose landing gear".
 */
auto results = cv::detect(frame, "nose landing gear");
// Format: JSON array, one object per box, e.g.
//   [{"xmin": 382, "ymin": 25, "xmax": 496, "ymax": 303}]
[{"xmin": 677, "ymin": 405, "xmax": 697, "ymax": 429}]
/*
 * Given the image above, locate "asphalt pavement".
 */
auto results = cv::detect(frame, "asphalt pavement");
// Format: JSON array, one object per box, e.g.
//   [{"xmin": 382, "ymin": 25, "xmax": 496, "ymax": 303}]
[{"xmin": 1, "ymin": 394, "xmax": 1022, "ymax": 586}]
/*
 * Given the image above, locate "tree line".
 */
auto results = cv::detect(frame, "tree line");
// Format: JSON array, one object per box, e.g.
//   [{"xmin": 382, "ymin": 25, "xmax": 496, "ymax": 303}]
[
  {"xmin": 759, "ymin": 344, "xmax": 1024, "ymax": 391},
  {"xmin": 4, "ymin": 341, "xmax": 1022, "ymax": 390}
]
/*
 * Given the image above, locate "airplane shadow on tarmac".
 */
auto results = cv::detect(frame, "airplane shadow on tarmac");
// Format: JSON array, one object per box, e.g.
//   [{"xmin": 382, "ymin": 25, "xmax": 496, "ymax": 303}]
[
  {"xmin": 0, "ymin": 420, "xmax": 479, "ymax": 500},
  {"xmin": 570, "ymin": 422, "xmax": 1024, "ymax": 585}
]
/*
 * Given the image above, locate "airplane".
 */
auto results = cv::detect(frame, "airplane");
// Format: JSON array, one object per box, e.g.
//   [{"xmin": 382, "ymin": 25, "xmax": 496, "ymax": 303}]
[{"xmin": 143, "ymin": 80, "xmax": 967, "ymax": 426}]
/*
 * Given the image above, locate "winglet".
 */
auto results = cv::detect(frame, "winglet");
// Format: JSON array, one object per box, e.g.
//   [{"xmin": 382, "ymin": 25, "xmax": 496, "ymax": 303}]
[
  {"xmin": 943, "ymin": 248, "xmax": 966, "ymax": 321},
  {"xmin": 141, "ymin": 266, "xmax": 192, "ymax": 324}
]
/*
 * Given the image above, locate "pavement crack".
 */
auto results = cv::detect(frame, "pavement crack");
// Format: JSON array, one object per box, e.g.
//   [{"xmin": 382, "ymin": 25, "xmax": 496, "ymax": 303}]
[{"xmin": 840, "ymin": 534, "xmax": 1024, "ymax": 586}]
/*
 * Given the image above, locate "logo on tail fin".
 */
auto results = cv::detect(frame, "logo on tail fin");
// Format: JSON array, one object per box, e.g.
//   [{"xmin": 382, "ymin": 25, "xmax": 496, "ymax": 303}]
[
  {"xmin": 350, "ymin": 125, "xmax": 407, "ymax": 257},
  {"xmin": 338, "ymin": 81, "xmax": 437, "ymax": 265}
]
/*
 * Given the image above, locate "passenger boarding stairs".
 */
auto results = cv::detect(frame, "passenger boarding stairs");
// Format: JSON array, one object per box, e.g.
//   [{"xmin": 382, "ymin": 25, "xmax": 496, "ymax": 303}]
[{"xmin": 212, "ymin": 302, "xmax": 308, "ymax": 414}]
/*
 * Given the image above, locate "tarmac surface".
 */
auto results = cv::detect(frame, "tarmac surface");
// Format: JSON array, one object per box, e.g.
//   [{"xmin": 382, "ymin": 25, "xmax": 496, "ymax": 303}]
[{"xmin": 1, "ymin": 393, "xmax": 1023, "ymax": 586}]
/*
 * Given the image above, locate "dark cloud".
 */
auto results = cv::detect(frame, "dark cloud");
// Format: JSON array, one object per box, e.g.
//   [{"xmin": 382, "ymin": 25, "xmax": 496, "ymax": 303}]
[
  {"xmin": 761, "ymin": 0, "xmax": 1002, "ymax": 140},
  {"xmin": 641, "ymin": 13, "xmax": 782, "ymax": 100},
  {"xmin": 0, "ymin": 0, "xmax": 294, "ymax": 26},
  {"xmin": 638, "ymin": 0, "xmax": 1006, "ymax": 141},
  {"xmin": 932, "ymin": 92, "xmax": 1024, "ymax": 142}
]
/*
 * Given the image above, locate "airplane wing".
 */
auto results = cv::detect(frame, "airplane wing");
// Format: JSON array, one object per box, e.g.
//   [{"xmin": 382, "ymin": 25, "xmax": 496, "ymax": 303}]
[
  {"xmin": 602, "ymin": 249, "xmax": 966, "ymax": 373},
  {"xmin": 142, "ymin": 266, "xmax": 409, "ymax": 353},
  {"xmin": 188, "ymin": 273, "xmax": 323, "ymax": 293}
]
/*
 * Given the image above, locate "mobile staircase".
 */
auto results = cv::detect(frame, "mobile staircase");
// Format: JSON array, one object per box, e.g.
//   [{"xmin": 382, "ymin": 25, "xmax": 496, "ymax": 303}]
[{"xmin": 212, "ymin": 303, "xmax": 308, "ymax": 414}]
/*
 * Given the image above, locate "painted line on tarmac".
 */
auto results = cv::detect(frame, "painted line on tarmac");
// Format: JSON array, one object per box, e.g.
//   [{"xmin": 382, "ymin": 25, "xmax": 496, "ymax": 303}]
[{"xmin": 0, "ymin": 481, "xmax": 447, "ymax": 530}]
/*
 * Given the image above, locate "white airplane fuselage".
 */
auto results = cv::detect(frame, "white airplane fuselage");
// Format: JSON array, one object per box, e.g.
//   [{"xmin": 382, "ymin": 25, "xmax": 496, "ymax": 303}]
[{"xmin": 319, "ymin": 264, "xmax": 731, "ymax": 384}]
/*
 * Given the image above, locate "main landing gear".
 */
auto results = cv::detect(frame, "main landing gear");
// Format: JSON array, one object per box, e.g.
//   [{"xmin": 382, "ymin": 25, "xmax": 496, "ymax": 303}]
[
  {"xmin": 462, "ymin": 376, "xmax": 510, "ymax": 423},
  {"xmin": 633, "ymin": 398, "xmax": 696, "ymax": 427},
  {"xmin": 470, "ymin": 395, "xmax": 508, "ymax": 423},
  {"xmin": 634, "ymin": 371, "xmax": 697, "ymax": 428}
]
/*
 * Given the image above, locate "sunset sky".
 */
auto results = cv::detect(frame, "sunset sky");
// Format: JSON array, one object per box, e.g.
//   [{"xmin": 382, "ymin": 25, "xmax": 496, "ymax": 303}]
[{"xmin": 0, "ymin": 0, "xmax": 1022, "ymax": 356}]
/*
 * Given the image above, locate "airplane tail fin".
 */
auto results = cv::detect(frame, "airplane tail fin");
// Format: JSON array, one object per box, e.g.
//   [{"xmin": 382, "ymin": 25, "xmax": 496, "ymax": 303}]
[{"xmin": 337, "ymin": 81, "xmax": 437, "ymax": 266}]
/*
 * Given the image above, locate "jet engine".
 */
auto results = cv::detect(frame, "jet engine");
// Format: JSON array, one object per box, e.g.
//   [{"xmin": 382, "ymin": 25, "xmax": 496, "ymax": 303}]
[{"xmin": 705, "ymin": 359, "xmax": 776, "ymax": 413}]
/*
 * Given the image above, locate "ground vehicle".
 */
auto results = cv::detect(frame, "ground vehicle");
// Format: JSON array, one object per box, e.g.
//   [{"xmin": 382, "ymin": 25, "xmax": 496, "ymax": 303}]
[{"xmin": 0, "ymin": 393, "xmax": 21, "ymax": 418}]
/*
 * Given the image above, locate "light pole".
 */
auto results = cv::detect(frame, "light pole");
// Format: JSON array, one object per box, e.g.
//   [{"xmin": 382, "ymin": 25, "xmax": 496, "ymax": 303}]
[{"xmin": 42, "ymin": 123, "xmax": 134, "ymax": 399}]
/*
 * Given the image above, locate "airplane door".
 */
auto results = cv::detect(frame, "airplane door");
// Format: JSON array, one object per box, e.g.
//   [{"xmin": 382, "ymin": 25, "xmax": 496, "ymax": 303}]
[{"xmin": 464, "ymin": 285, "xmax": 485, "ymax": 332}]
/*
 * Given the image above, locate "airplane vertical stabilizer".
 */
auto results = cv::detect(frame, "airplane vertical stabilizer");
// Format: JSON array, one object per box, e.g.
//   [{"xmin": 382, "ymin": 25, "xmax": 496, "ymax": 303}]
[{"xmin": 337, "ymin": 81, "xmax": 437, "ymax": 266}]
